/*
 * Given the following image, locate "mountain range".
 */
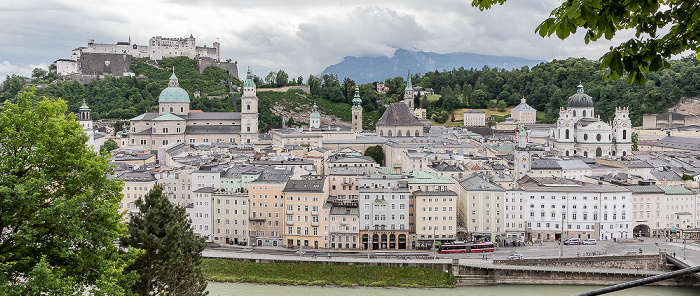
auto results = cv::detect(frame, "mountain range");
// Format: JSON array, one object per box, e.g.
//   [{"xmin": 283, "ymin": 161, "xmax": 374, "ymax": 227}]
[{"xmin": 320, "ymin": 49, "xmax": 545, "ymax": 84}]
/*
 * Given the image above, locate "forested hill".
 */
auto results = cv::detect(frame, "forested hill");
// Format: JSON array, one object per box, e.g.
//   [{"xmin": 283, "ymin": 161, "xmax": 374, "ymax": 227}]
[{"xmin": 1, "ymin": 55, "xmax": 699, "ymax": 130}]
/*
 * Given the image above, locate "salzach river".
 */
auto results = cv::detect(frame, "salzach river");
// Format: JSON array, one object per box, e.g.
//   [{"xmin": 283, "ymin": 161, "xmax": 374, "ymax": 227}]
[{"xmin": 207, "ymin": 282, "xmax": 700, "ymax": 296}]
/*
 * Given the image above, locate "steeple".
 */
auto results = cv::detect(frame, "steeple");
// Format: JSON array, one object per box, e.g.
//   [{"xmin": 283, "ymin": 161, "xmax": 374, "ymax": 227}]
[
  {"xmin": 168, "ymin": 67, "xmax": 179, "ymax": 87},
  {"xmin": 577, "ymin": 81, "xmax": 584, "ymax": 93},
  {"xmin": 243, "ymin": 66, "xmax": 256, "ymax": 88},
  {"xmin": 352, "ymin": 86, "xmax": 362, "ymax": 109},
  {"xmin": 405, "ymin": 67, "xmax": 413, "ymax": 91},
  {"xmin": 79, "ymin": 99, "xmax": 91, "ymax": 121}
]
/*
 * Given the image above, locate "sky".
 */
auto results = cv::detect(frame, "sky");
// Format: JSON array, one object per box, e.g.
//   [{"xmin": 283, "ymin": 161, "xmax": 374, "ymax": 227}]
[{"xmin": 0, "ymin": 0, "xmax": 628, "ymax": 83}]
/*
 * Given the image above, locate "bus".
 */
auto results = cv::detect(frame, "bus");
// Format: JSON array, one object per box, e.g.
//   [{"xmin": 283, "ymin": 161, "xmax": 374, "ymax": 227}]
[{"xmin": 437, "ymin": 242, "xmax": 495, "ymax": 254}]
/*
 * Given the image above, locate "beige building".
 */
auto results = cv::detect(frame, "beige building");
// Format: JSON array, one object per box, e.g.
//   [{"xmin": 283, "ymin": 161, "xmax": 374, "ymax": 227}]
[
  {"xmin": 463, "ymin": 109, "xmax": 486, "ymax": 126},
  {"xmin": 283, "ymin": 176, "xmax": 329, "ymax": 249},
  {"xmin": 412, "ymin": 190, "xmax": 458, "ymax": 249},
  {"xmin": 116, "ymin": 171, "xmax": 157, "ymax": 220},
  {"xmin": 414, "ymin": 108, "xmax": 427, "ymax": 120},
  {"xmin": 510, "ymin": 97, "xmax": 537, "ymax": 124},
  {"xmin": 248, "ymin": 168, "xmax": 293, "ymax": 247},
  {"xmin": 629, "ymin": 185, "xmax": 666, "ymax": 238},
  {"xmin": 212, "ymin": 191, "xmax": 249, "ymax": 245},
  {"xmin": 457, "ymin": 175, "xmax": 506, "ymax": 242}
]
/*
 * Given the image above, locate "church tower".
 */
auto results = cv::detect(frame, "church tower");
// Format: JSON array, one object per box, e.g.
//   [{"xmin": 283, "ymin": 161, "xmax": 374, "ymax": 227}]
[
  {"xmin": 612, "ymin": 106, "xmax": 632, "ymax": 157},
  {"xmin": 240, "ymin": 67, "xmax": 258, "ymax": 144},
  {"xmin": 78, "ymin": 99, "xmax": 95, "ymax": 150},
  {"xmin": 351, "ymin": 86, "xmax": 363, "ymax": 133},
  {"xmin": 310, "ymin": 102, "xmax": 321, "ymax": 128},
  {"xmin": 158, "ymin": 68, "xmax": 190, "ymax": 116},
  {"xmin": 403, "ymin": 68, "xmax": 414, "ymax": 111}
]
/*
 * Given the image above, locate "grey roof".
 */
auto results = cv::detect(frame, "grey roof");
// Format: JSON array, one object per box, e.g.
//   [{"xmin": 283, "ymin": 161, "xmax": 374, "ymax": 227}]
[
  {"xmin": 131, "ymin": 112, "xmax": 159, "ymax": 121},
  {"xmin": 376, "ymin": 103, "xmax": 423, "ymax": 126},
  {"xmin": 430, "ymin": 162, "xmax": 461, "ymax": 172},
  {"xmin": 193, "ymin": 187, "xmax": 215, "ymax": 193},
  {"xmin": 626, "ymin": 185, "xmax": 665, "ymax": 194},
  {"xmin": 651, "ymin": 136, "xmax": 700, "ymax": 151},
  {"xmin": 413, "ymin": 190, "xmax": 458, "ymax": 196},
  {"xmin": 110, "ymin": 162, "xmax": 131, "ymax": 171},
  {"xmin": 250, "ymin": 159, "xmax": 314, "ymax": 166},
  {"xmin": 511, "ymin": 101, "xmax": 536, "ymax": 112},
  {"xmin": 187, "ymin": 112, "xmax": 241, "ymax": 120},
  {"xmin": 518, "ymin": 176, "xmax": 629, "ymax": 193},
  {"xmin": 222, "ymin": 166, "xmax": 265, "ymax": 179},
  {"xmin": 327, "ymin": 153, "xmax": 376, "ymax": 164},
  {"xmin": 116, "ymin": 171, "xmax": 156, "ymax": 182},
  {"xmin": 620, "ymin": 160, "xmax": 654, "ymax": 168},
  {"xmin": 329, "ymin": 166, "xmax": 372, "ymax": 175},
  {"xmin": 650, "ymin": 170, "xmax": 682, "ymax": 181},
  {"xmin": 459, "ymin": 175, "xmax": 505, "ymax": 192},
  {"xmin": 557, "ymin": 159, "xmax": 590, "ymax": 170},
  {"xmin": 568, "ymin": 85, "xmax": 594, "ymax": 108},
  {"xmin": 283, "ymin": 177, "xmax": 326, "ymax": 193},
  {"xmin": 329, "ymin": 206, "xmax": 359, "ymax": 215},
  {"xmin": 254, "ymin": 167, "xmax": 294, "ymax": 183},
  {"xmin": 184, "ymin": 125, "xmax": 241, "ymax": 134},
  {"xmin": 531, "ymin": 159, "xmax": 562, "ymax": 170},
  {"xmin": 110, "ymin": 153, "xmax": 155, "ymax": 161},
  {"xmin": 464, "ymin": 109, "xmax": 485, "ymax": 113}
]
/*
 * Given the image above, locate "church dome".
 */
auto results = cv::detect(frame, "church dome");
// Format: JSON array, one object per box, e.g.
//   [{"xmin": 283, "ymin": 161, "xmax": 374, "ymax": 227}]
[
  {"xmin": 567, "ymin": 83, "xmax": 594, "ymax": 108},
  {"xmin": 158, "ymin": 72, "xmax": 190, "ymax": 103}
]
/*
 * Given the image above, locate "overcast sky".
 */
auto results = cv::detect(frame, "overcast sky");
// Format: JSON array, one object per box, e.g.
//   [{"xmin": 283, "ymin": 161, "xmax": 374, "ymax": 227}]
[{"xmin": 0, "ymin": 0, "xmax": 626, "ymax": 83}]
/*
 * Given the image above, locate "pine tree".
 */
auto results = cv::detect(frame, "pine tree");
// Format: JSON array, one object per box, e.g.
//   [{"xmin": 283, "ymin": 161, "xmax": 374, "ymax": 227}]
[{"xmin": 122, "ymin": 184, "xmax": 208, "ymax": 296}]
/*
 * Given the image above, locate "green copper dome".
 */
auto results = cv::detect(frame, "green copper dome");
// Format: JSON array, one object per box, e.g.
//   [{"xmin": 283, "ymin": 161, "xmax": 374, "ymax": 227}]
[
  {"xmin": 310, "ymin": 103, "xmax": 321, "ymax": 119},
  {"xmin": 352, "ymin": 86, "xmax": 362, "ymax": 109},
  {"xmin": 243, "ymin": 67, "xmax": 256, "ymax": 88},
  {"xmin": 158, "ymin": 71, "xmax": 190, "ymax": 103}
]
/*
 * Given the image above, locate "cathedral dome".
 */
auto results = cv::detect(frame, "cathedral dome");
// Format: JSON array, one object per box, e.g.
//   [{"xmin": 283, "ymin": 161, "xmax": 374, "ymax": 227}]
[
  {"xmin": 158, "ymin": 72, "xmax": 190, "ymax": 103},
  {"xmin": 567, "ymin": 84, "xmax": 594, "ymax": 108}
]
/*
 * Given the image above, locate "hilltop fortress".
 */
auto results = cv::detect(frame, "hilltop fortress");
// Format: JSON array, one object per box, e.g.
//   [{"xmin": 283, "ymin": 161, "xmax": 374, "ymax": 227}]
[{"xmin": 54, "ymin": 35, "xmax": 238, "ymax": 81}]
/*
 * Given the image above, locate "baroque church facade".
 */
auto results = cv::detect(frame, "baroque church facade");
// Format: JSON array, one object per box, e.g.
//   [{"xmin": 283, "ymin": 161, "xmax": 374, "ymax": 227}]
[
  {"xmin": 128, "ymin": 68, "xmax": 258, "ymax": 149},
  {"xmin": 552, "ymin": 84, "xmax": 632, "ymax": 158}
]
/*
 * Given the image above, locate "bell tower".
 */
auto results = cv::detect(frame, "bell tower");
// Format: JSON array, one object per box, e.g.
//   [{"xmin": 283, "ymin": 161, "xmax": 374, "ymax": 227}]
[
  {"xmin": 351, "ymin": 86, "xmax": 363, "ymax": 133},
  {"xmin": 240, "ymin": 67, "xmax": 258, "ymax": 144}
]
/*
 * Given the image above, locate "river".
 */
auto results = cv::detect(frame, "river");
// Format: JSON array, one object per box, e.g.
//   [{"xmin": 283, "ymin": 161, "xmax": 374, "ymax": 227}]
[{"xmin": 206, "ymin": 282, "xmax": 700, "ymax": 296}]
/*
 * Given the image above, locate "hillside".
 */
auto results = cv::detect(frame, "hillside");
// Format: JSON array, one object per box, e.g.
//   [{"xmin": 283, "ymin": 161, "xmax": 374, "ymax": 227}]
[{"xmin": 321, "ymin": 48, "xmax": 544, "ymax": 84}]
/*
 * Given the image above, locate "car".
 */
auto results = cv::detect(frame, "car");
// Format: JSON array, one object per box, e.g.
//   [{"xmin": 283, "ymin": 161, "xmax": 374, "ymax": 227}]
[
  {"xmin": 582, "ymin": 239, "xmax": 597, "ymax": 245},
  {"xmin": 563, "ymin": 238, "xmax": 582, "ymax": 245},
  {"xmin": 508, "ymin": 253, "xmax": 524, "ymax": 260}
]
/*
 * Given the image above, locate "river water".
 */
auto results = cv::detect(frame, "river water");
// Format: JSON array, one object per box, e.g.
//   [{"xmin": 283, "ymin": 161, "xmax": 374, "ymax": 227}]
[{"xmin": 207, "ymin": 282, "xmax": 700, "ymax": 296}]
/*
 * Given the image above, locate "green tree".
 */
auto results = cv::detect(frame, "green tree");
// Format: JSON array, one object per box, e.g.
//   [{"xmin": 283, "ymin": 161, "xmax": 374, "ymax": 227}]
[
  {"xmin": 100, "ymin": 138, "xmax": 120, "ymax": 156},
  {"xmin": 487, "ymin": 99, "xmax": 498, "ymax": 110},
  {"xmin": 265, "ymin": 71, "xmax": 276, "ymax": 85},
  {"xmin": 122, "ymin": 184, "xmax": 207, "ymax": 296},
  {"xmin": 0, "ymin": 91, "xmax": 137, "ymax": 295},
  {"xmin": 497, "ymin": 100, "xmax": 507, "ymax": 112},
  {"xmin": 31, "ymin": 68, "xmax": 47, "ymax": 79},
  {"xmin": 275, "ymin": 70, "xmax": 289, "ymax": 87},
  {"xmin": 631, "ymin": 132, "xmax": 639, "ymax": 151},
  {"xmin": 363, "ymin": 145, "xmax": 385, "ymax": 166},
  {"xmin": 472, "ymin": 0, "xmax": 700, "ymax": 85}
]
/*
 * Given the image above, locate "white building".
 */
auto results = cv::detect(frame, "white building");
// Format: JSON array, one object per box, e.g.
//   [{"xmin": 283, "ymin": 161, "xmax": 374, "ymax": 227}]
[
  {"xmin": 463, "ymin": 109, "xmax": 486, "ymax": 127},
  {"xmin": 518, "ymin": 176, "xmax": 632, "ymax": 242},
  {"xmin": 358, "ymin": 173, "xmax": 410, "ymax": 249},
  {"xmin": 511, "ymin": 97, "xmax": 537, "ymax": 124},
  {"xmin": 552, "ymin": 84, "xmax": 632, "ymax": 158}
]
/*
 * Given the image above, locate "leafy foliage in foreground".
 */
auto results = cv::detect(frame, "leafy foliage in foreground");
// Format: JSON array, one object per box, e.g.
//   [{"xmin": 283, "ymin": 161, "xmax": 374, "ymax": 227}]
[{"xmin": 0, "ymin": 90, "xmax": 137, "ymax": 295}]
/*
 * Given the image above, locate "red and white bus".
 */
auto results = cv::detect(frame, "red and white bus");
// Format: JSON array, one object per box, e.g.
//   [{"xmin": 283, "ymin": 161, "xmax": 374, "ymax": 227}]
[{"xmin": 438, "ymin": 242, "xmax": 495, "ymax": 254}]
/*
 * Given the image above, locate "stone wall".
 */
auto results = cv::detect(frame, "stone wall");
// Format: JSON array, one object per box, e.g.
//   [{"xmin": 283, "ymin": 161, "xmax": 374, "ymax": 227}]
[
  {"xmin": 197, "ymin": 59, "xmax": 239, "ymax": 78},
  {"xmin": 79, "ymin": 53, "xmax": 131, "ymax": 76},
  {"xmin": 493, "ymin": 254, "xmax": 668, "ymax": 270}
]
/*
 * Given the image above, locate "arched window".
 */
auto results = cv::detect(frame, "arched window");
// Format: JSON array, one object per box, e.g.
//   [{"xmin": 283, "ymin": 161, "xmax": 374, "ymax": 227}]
[
  {"xmin": 355, "ymin": 115, "xmax": 357, "ymax": 119},
  {"xmin": 583, "ymin": 110, "xmax": 586, "ymax": 117},
  {"xmin": 247, "ymin": 104, "xmax": 250, "ymax": 110},
  {"xmin": 181, "ymin": 107, "xmax": 184, "ymax": 113},
  {"xmin": 623, "ymin": 130, "xmax": 627, "ymax": 140},
  {"xmin": 380, "ymin": 130, "xmax": 384, "ymax": 137},
  {"xmin": 170, "ymin": 107, "xmax": 173, "ymax": 112},
  {"xmin": 397, "ymin": 130, "xmax": 402, "ymax": 137},
  {"xmin": 388, "ymin": 130, "xmax": 392, "ymax": 137},
  {"xmin": 596, "ymin": 134, "xmax": 601, "ymax": 141},
  {"xmin": 415, "ymin": 130, "xmax": 419, "ymax": 137},
  {"xmin": 573, "ymin": 110, "xmax": 576, "ymax": 117},
  {"xmin": 565, "ymin": 129, "xmax": 570, "ymax": 139},
  {"xmin": 406, "ymin": 130, "xmax": 410, "ymax": 137},
  {"xmin": 565, "ymin": 150, "xmax": 570, "ymax": 156},
  {"xmin": 596, "ymin": 147, "xmax": 602, "ymax": 157},
  {"xmin": 584, "ymin": 151, "xmax": 588, "ymax": 157},
  {"xmin": 584, "ymin": 134, "xmax": 588, "ymax": 141}
]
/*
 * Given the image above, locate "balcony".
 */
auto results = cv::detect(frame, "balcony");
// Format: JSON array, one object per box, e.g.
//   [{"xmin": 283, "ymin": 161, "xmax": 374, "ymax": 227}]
[
  {"xmin": 340, "ymin": 221, "xmax": 348, "ymax": 225},
  {"xmin": 311, "ymin": 221, "xmax": 319, "ymax": 227},
  {"xmin": 249, "ymin": 216, "xmax": 265, "ymax": 221},
  {"xmin": 341, "ymin": 181, "xmax": 353, "ymax": 186},
  {"xmin": 286, "ymin": 210, "xmax": 294, "ymax": 215},
  {"xmin": 311, "ymin": 211, "xmax": 319, "ymax": 216},
  {"xmin": 286, "ymin": 220, "xmax": 294, "ymax": 226}
]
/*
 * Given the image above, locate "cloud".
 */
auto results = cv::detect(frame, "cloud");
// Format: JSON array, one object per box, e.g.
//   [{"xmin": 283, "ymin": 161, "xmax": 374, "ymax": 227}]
[
  {"xmin": 0, "ymin": 0, "xmax": 627, "ymax": 82},
  {"xmin": 0, "ymin": 61, "xmax": 47, "ymax": 83}
]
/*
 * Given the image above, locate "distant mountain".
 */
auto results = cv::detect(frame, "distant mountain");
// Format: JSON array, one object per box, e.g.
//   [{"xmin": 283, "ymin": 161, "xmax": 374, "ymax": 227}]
[{"xmin": 320, "ymin": 49, "xmax": 545, "ymax": 84}]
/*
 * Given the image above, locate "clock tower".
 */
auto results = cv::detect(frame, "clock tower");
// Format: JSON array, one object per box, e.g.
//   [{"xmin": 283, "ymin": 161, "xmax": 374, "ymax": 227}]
[{"xmin": 514, "ymin": 150, "xmax": 531, "ymax": 183}]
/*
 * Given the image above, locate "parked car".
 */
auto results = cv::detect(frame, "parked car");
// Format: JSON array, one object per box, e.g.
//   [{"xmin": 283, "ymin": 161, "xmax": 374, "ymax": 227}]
[
  {"xmin": 508, "ymin": 253, "xmax": 524, "ymax": 260},
  {"xmin": 564, "ymin": 238, "xmax": 582, "ymax": 245},
  {"xmin": 582, "ymin": 239, "xmax": 597, "ymax": 245}
]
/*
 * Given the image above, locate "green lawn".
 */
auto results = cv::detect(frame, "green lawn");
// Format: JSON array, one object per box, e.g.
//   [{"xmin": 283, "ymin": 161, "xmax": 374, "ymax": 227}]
[
  {"xmin": 202, "ymin": 258, "xmax": 455, "ymax": 288},
  {"xmin": 426, "ymin": 94, "xmax": 441, "ymax": 102}
]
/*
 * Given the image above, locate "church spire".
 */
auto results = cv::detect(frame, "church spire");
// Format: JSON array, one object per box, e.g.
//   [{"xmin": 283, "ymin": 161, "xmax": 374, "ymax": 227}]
[
  {"xmin": 168, "ymin": 67, "xmax": 179, "ymax": 87},
  {"xmin": 405, "ymin": 67, "xmax": 413, "ymax": 91},
  {"xmin": 577, "ymin": 81, "xmax": 584, "ymax": 93}
]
